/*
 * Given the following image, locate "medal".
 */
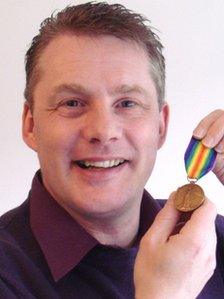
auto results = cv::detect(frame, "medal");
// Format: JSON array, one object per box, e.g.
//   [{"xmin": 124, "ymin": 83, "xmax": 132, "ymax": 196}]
[{"xmin": 174, "ymin": 137, "xmax": 217, "ymax": 212}]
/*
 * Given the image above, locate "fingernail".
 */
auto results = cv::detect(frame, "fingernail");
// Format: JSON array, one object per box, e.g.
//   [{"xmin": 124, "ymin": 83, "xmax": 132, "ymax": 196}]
[
  {"xmin": 202, "ymin": 137, "xmax": 214, "ymax": 148},
  {"xmin": 193, "ymin": 128, "xmax": 205, "ymax": 139}
]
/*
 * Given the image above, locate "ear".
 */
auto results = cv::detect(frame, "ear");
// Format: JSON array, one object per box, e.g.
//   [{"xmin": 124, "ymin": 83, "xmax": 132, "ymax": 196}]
[
  {"xmin": 157, "ymin": 102, "xmax": 169, "ymax": 149},
  {"xmin": 22, "ymin": 102, "xmax": 37, "ymax": 152}
]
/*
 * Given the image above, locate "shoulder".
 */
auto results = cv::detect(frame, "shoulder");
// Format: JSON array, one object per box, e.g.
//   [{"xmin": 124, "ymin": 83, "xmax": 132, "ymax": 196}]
[
  {"xmin": 0, "ymin": 200, "xmax": 32, "ymax": 264},
  {"xmin": 0, "ymin": 200, "xmax": 29, "ymax": 225},
  {"xmin": 0, "ymin": 200, "xmax": 29, "ymax": 241},
  {"xmin": 0, "ymin": 200, "xmax": 41, "ymax": 295}
]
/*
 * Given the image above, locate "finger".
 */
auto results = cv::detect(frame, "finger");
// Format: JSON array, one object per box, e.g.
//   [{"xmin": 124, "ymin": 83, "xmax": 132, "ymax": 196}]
[
  {"xmin": 179, "ymin": 198, "xmax": 217, "ymax": 242},
  {"xmin": 144, "ymin": 192, "xmax": 181, "ymax": 243},
  {"xmin": 212, "ymin": 152, "xmax": 224, "ymax": 181},
  {"xmin": 202, "ymin": 113, "xmax": 224, "ymax": 148},
  {"xmin": 213, "ymin": 152, "xmax": 224, "ymax": 172},
  {"xmin": 215, "ymin": 136, "xmax": 224, "ymax": 154},
  {"xmin": 193, "ymin": 109, "xmax": 223, "ymax": 140}
]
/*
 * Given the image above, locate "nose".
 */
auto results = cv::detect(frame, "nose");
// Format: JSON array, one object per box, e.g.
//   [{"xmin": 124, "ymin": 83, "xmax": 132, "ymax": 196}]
[{"xmin": 82, "ymin": 108, "xmax": 122, "ymax": 144}]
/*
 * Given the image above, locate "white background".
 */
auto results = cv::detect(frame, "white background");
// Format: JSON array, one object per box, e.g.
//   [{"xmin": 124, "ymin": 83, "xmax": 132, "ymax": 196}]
[{"xmin": 0, "ymin": 0, "xmax": 223, "ymax": 215}]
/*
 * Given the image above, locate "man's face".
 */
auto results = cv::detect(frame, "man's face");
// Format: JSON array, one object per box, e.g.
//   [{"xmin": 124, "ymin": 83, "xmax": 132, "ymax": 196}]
[{"xmin": 23, "ymin": 35, "xmax": 168, "ymax": 220}]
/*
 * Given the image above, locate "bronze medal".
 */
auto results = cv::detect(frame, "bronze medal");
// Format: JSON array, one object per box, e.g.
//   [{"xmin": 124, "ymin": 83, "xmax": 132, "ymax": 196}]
[
  {"xmin": 174, "ymin": 183, "xmax": 205, "ymax": 212},
  {"xmin": 173, "ymin": 137, "xmax": 216, "ymax": 212}
]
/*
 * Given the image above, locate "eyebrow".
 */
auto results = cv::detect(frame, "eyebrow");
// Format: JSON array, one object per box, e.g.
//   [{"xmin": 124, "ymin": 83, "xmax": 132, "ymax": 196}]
[
  {"xmin": 50, "ymin": 84, "xmax": 89, "ymax": 97},
  {"xmin": 49, "ymin": 83, "xmax": 150, "ymax": 100},
  {"xmin": 112, "ymin": 84, "xmax": 150, "ymax": 98}
]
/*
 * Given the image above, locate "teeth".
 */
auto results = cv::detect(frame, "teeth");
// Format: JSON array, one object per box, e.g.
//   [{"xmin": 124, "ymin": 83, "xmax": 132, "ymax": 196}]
[
  {"xmin": 85, "ymin": 161, "xmax": 91, "ymax": 167},
  {"xmin": 80, "ymin": 159, "xmax": 125, "ymax": 168}
]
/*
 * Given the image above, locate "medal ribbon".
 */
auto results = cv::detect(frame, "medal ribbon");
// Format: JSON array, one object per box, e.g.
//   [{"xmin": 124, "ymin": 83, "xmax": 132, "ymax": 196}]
[{"xmin": 184, "ymin": 137, "xmax": 217, "ymax": 181}]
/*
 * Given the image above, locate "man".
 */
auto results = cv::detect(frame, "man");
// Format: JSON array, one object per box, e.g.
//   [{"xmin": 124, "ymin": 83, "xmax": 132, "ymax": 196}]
[{"xmin": 0, "ymin": 2, "xmax": 223, "ymax": 298}]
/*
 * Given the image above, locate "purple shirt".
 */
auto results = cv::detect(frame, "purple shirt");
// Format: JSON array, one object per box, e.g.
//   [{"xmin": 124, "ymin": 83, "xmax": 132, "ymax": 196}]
[{"xmin": 0, "ymin": 170, "xmax": 223, "ymax": 298}]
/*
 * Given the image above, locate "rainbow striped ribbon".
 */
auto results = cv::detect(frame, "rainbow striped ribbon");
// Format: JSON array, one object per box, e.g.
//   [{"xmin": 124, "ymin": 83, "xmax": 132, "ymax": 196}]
[{"xmin": 184, "ymin": 137, "xmax": 217, "ymax": 181}]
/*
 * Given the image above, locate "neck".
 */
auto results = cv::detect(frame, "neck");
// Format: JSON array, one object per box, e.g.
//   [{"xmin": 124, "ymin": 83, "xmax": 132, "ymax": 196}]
[
  {"xmin": 65, "ymin": 199, "xmax": 142, "ymax": 248},
  {"xmin": 84, "ymin": 209, "xmax": 141, "ymax": 248}
]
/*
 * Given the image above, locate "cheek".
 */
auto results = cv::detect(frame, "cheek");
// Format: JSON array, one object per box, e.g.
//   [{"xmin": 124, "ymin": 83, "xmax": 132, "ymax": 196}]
[
  {"xmin": 125, "ymin": 120, "xmax": 159, "ymax": 188},
  {"xmin": 34, "ymin": 119, "xmax": 77, "ymax": 159},
  {"xmin": 128, "ymin": 118, "xmax": 160, "ymax": 177},
  {"xmin": 129, "ymin": 117, "xmax": 160, "ymax": 150}
]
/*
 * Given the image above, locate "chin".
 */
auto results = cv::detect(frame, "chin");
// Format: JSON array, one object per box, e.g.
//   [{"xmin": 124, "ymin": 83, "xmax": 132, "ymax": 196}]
[{"xmin": 64, "ymin": 190, "xmax": 133, "ymax": 219}]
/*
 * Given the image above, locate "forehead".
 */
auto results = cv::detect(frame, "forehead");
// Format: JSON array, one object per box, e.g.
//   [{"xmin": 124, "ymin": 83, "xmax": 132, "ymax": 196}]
[
  {"xmin": 40, "ymin": 33, "xmax": 148, "ymax": 60},
  {"xmin": 38, "ymin": 34, "xmax": 149, "ymax": 70},
  {"xmin": 34, "ymin": 34, "xmax": 157, "ymax": 98}
]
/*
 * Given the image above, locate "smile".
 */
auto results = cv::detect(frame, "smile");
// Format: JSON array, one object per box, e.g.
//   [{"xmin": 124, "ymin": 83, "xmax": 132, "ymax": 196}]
[{"xmin": 75, "ymin": 159, "xmax": 126, "ymax": 169}]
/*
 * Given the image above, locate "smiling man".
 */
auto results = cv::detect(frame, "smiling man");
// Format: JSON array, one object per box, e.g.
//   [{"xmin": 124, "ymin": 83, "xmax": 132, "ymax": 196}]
[
  {"xmin": 23, "ymin": 33, "xmax": 168, "ymax": 249},
  {"xmin": 1, "ymin": 2, "xmax": 224, "ymax": 298}
]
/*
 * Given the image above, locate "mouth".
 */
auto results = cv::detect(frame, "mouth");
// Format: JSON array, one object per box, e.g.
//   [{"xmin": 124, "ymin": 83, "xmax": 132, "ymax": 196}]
[{"xmin": 74, "ymin": 159, "xmax": 127, "ymax": 169}]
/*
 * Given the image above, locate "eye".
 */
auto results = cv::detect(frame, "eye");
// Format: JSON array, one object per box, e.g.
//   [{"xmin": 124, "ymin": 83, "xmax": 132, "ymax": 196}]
[
  {"xmin": 57, "ymin": 98, "xmax": 86, "ymax": 117},
  {"xmin": 119, "ymin": 99, "xmax": 136, "ymax": 108},
  {"xmin": 64, "ymin": 99, "xmax": 81, "ymax": 107}
]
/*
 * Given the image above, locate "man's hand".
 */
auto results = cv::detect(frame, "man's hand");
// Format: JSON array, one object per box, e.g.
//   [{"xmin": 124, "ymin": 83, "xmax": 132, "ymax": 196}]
[
  {"xmin": 134, "ymin": 194, "xmax": 217, "ymax": 299},
  {"xmin": 193, "ymin": 109, "xmax": 224, "ymax": 184}
]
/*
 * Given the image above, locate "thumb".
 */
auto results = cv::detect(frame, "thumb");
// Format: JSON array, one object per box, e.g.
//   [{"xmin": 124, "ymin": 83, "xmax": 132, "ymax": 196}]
[{"xmin": 144, "ymin": 192, "xmax": 181, "ymax": 243}]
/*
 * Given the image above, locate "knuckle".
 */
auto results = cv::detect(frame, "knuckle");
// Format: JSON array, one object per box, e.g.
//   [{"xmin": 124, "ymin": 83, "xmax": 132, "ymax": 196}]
[
  {"xmin": 140, "ymin": 228, "xmax": 162, "ymax": 253},
  {"xmin": 187, "ymin": 237, "xmax": 205, "ymax": 255},
  {"xmin": 139, "ymin": 233, "xmax": 154, "ymax": 250},
  {"xmin": 187, "ymin": 235, "xmax": 213, "ymax": 256}
]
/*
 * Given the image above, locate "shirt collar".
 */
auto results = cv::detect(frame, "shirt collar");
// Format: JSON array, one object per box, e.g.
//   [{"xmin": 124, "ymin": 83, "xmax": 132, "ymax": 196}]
[
  {"xmin": 30, "ymin": 171, "xmax": 98, "ymax": 281},
  {"xmin": 30, "ymin": 171, "xmax": 162, "ymax": 282}
]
